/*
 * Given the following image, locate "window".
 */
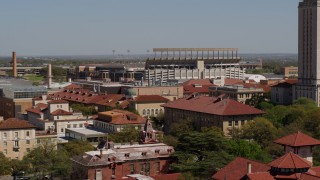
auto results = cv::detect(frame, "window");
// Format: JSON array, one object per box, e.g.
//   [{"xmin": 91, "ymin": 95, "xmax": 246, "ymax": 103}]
[
  {"xmin": 151, "ymin": 109, "xmax": 154, "ymax": 115},
  {"xmin": 235, "ymin": 121, "xmax": 238, "ymax": 126},
  {"xmin": 4, "ymin": 149, "xmax": 7, "ymax": 155},
  {"xmin": 26, "ymin": 131, "xmax": 30, "ymax": 137},
  {"xmin": 57, "ymin": 105, "xmax": 59, "ymax": 108},
  {"xmin": 130, "ymin": 164, "xmax": 135, "ymax": 174},
  {"xmin": 67, "ymin": 125, "xmax": 71, "ymax": 128},
  {"xmin": 15, "ymin": 132, "xmax": 18, "ymax": 138},
  {"xmin": 241, "ymin": 120, "xmax": 245, "ymax": 125},
  {"xmin": 156, "ymin": 162, "xmax": 160, "ymax": 172},
  {"xmin": 3, "ymin": 141, "xmax": 7, "ymax": 146},
  {"xmin": 228, "ymin": 121, "xmax": 232, "ymax": 127},
  {"xmin": 61, "ymin": 128, "xmax": 64, "ymax": 133},
  {"xmin": 26, "ymin": 140, "xmax": 30, "ymax": 144},
  {"xmin": 79, "ymin": 124, "xmax": 83, "ymax": 128},
  {"xmin": 145, "ymin": 163, "xmax": 150, "ymax": 175},
  {"xmin": 147, "ymin": 109, "xmax": 150, "ymax": 115},
  {"xmin": 57, "ymin": 116, "xmax": 59, "ymax": 120},
  {"xmin": 37, "ymin": 139, "xmax": 41, "ymax": 144},
  {"xmin": 141, "ymin": 164, "xmax": 145, "ymax": 172},
  {"xmin": 3, "ymin": 132, "xmax": 7, "ymax": 139},
  {"xmin": 73, "ymin": 124, "xmax": 77, "ymax": 128},
  {"xmin": 155, "ymin": 109, "xmax": 159, "ymax": 115},
  {"xmin": 14, "ymin": 140, "xmax": 19, "ymax": 147},
  {"xmin": 143, "ymin": 109, "xmax": 146, "ymax": 115}
]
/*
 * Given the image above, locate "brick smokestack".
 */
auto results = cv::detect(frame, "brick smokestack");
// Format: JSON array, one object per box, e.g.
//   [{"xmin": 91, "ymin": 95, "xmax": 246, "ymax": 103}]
[
  {"xmin": 48, "ymin": 64, "xmax": 52, "ymax": 89},
  {"xmin": 12, "ymin": 51, "xmax": 17, "ymax": 78}
]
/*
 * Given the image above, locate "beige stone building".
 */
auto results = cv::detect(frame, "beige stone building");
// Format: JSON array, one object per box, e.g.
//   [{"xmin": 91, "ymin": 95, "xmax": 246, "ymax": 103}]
[
  {"xmin": 25, "ymin": 99, "xmax": 92, "ymax": 136},
  {"xmin": 162, "ymin": 95, "xmax": 264, "ymax": 135},
  {"xmin": 93, "ymin": 109, "xmax": 146, "ymax": 133},
  {"xmin": 209, "ymin": 84, "xmax": 264, "ymax": 104},
  {"xmin": 0, "ymin": 118, "xmax": 36, "ymax": 159},
  {"xmin": 129, "ymin": 95, "xmax": 169, "ymax": 117},
  {"xmin": 281, "ymin": 66, "xmax": 298, "ymax": 78},
  {"xmin": 123, "ymin": 86, "xmax": 183, "ymax": 101}
]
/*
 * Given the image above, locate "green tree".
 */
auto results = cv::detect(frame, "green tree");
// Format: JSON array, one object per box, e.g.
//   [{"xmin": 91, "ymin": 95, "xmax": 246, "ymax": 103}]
[
  {"xmin": 71, "ymin": 104, "xmax": 97, "ymax": 116},
  {"xmin": 226, "ymin": 139, "xmax": 271, "ymax": 162},
  {"xmin": 0, "ymin": 152, "xmax": 11, "ymax": 175},
  {"xmin": 241, "ymin": 117, "xmax": 277, "ymax": 148},
  {"xmin": 61, "ymin": 140, "xmax": 95, "ymax": 157},
  {"xmin": 108, "ymin": 126, "xmax": 140, "ymax": 143},
  {"xmin": 23, "ymin": 140, "xmax": 71, "ymax": 178},
  {"xmin": 171, "ymin": 127, "xmax": 234, "ymax": 178}
]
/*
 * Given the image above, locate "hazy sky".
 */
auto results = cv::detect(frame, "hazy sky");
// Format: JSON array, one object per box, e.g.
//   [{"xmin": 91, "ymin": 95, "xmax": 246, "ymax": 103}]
[{"xmin": 0, "ymin": 0, "xmax": 300, "ymax": 56}]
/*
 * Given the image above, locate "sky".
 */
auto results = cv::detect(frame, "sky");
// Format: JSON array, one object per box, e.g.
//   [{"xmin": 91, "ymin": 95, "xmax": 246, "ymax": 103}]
[{"xmin": 0, "ymin": 0, "xmax": 300, "ymax": 56}]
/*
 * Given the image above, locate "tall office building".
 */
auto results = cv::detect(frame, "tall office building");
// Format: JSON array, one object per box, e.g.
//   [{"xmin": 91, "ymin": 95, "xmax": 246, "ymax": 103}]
[{"xmin": 294, "ymin": 0, "xmax": 320, "ymax": 106}]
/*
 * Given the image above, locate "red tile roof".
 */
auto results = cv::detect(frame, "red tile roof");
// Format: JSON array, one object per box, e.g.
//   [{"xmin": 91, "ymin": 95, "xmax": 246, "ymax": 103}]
[
  {"xmin": 268, "ymin": 152, "xmax": 312, "ymax": 169},
  {"xmin": 246, "ymin": 172, "xmax": 274, "ymax": 180},
  {"xmin": 212, "ymin": 157, "xmax": 270, "ymax": 180},
  {"xmin": 271, "ymin": 79, "xmax": 298, "ymax": 88},
  {"xmin": 96, "ymin": 109, "xmax": 146, "ymax": 125},
  {"xmin": 0, "ymin": 118, "xmax": 36, "ymax": 130},
  {"xmin": 151, "ymin": 173, "xmax": 182, "ymax": 180},
  {"xmin": 48, "ymin": 100, "xmax": 69, "ymax": 104},
  {"xmin": 182, "ymin": 79, "xmax": 213, "ymax": 86},
  {"xmin": 64, "ymin": 84, "xmax": 81, "ymax": 90},
  {"xmin": 94, "ymin": 94, "xmax": 126, "ymax": 107},
  {"xmin": 133, "ymin": 95, "xmax": 170, "ymax": 103},
  {"xmin": 51, "ymin": 109, "xmax": 73, "ymax": 116},
  {"xmin": 308, "ymin": 166, "xmax": 320, "ymax": 177},
  {"xmin": 274, "ymin": 131, "xmax": 320, "ymax": 147},
  {"xmin": 183, "ymin": 84, "xmax": 213, "ymax": 95},
  {"xmin": 26, "ymin": 107, "xmax": 43, "ymax": 115},
  {"xmin": 300, "ymin": 173, "xmax": 320, "ymax": 180},
  {"xmin": 224, "ymin": 78, "xmax": 244, "ymax": 85},
  {"xmin": 162, "ymin": 96, "xmax": 264, "ymax": 116},
  {"xmin": 36, "ymin": 103, "xmax": 48, "ymax": 110}
]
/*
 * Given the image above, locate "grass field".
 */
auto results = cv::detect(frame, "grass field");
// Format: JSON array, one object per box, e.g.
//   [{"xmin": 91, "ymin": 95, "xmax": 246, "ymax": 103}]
[{"xmin": 24, "ymin": 74, "xmax": 44, "ymax": 83}]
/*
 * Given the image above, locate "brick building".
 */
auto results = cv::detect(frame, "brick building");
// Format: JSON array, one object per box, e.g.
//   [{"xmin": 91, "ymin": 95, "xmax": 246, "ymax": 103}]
[{"xmin": 161, "ymin": 95, "xmax": 264, "ymax": 135}]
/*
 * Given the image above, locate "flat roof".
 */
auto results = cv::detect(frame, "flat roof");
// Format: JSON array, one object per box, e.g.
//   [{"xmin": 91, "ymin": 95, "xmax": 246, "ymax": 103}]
[{"xmin": 66, "ymin": 128, "xmax": 107, "ymax": 136}]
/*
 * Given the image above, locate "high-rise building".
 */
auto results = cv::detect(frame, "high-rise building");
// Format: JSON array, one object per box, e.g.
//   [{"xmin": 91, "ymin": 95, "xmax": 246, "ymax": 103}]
[{"xmin": 294, "ymin": 0, "xmax": 320, "ymax": 106}]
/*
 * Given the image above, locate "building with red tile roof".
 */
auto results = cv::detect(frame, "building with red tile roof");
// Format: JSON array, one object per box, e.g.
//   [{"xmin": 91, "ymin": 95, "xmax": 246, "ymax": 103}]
[
  {"xmin": 182, "ymin": 79, "xmax": 215, "ymax": 96},
  {"xmin": 212, "ymin": 157, "xmax": 270, "ymax": 180},
  {"xmin": 213, "ymin": 132, "xmax": 320, "ymax": 180},
  {"xmin": 94, "ymin": 94, "xmax": 127, "ymax": 111},
  {"xmin": 93, "ymin": 109, "xmax": 146, "ymax": 133},
  {"xmin": 274, "ymin": 131, "xmax": 320, "ymax": 163},
  {"xmin": 0, "ymin": 118, "xmax": 36, "ymax": 159},
  {"xmin": 162, "ymin": 95, "xmax": 264, "ymax": 135},
  {"xmin": 129, "ymin": 95, "xmax": 169, "ymax": 117}
]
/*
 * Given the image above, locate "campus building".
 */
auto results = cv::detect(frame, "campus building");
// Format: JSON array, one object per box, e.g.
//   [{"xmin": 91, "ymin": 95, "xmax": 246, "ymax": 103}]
[
  {"xmin": 161, "ymin": 95, "xmax": 264, "ymax": 135},
  {"xmin": 212, "ymin": 132, "xmax": 320, "ymax": 180},
  {"xmin": 0, "ymin": 78, "xmax": 47, "ymax": 119},
  {"xmin": 294, "ymin": 0, "xmax": 320, "ymax": 106},
  {"xmin": 145, "ymin": 48, "xmax": 245, "ymax": 85}
]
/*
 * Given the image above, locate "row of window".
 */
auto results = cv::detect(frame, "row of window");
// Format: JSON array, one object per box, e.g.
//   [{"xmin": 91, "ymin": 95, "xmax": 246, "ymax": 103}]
[
  {"xmin": 142, "ymin": 108, "xmax": 163, "ymax": 116},
  {"xmin": 2, "ymin": 148, "xmax": 31, "ymax": 155},
  {"xmin": 3, "ymin": 139, "xmax": 31, "ymax": 146},
  {"xmin": 1, "ymin": 131, "xmax": 31, "ymax": 139},
  {"xmin": 228, "ymin": 120, "xmax": 245, "ymax": 127}
]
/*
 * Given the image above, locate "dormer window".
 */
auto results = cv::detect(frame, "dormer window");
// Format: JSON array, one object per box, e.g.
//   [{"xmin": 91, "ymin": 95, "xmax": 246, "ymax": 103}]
[
  {"xmin": 141, "ymin": 152, "xmax": 147, "ymax": 156},
  {"xmin": 125, "ymin": 153, "xmax": 130, "ymax": 157}
]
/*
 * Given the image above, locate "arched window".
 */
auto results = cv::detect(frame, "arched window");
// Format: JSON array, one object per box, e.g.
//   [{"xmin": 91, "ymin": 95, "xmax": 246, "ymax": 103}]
[
  {"xmin": 143, "ymin": 109, "xmax": 146, "ymax": 115},
  {"xmin": 151, "ymin": 109, "xmax": 154, "ymax": 115},
  {"xmin": 155, "ymin": 109, "xmax": 159, "ymax": 115},
  {"xmin": 160, "ymin": 109, "xmax": 163, "ymax": 114},
  {"xmin": 147, "ymin": 109, "xmax": 150, "ymax": 115}
]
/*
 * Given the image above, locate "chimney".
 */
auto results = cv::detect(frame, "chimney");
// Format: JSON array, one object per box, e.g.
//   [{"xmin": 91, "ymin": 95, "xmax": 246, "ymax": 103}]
[
  {"xmin": 48, "ymin": 64, "xmax": 52, "ymax": 89},
  {"xmin": 12, "ymin": 51, "xmax": 17, "ymax": 78},
  {"xmin": 247, "ymin": 162, "xmax": 252, "ymax": 174},
  {"xmin": 100, "ymin": 149, "xmax": 103, "ymax": 158}
]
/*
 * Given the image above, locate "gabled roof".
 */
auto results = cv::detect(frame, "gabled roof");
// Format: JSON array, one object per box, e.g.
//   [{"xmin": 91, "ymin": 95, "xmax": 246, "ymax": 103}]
[
  {"xmin": 274, "ymin": 131, "xmax": 320, "ymax": 147},
  {"xmin": 35, "ymin": 103, "xmax": 48, "ymax": 110},
  {"xmin": 51, "ymin": 109, "xmax": 73, "ymax": 116},
  {"xmin": 162, "ymin": 96, "xmax": 264, "ymax": 116},
  {"xmin": 64, "ymin": 84, "xmax": 81, "ymax": 90},
  {"xmin": 0, "ymin": 118, "xmax": 36, "ymax": 130},
  {"xmin": 96, "ymin": 109, "xmax": 146, "ymax": 125},
  {"xmin": 48, "ymin": 100, "xmax": 69, "ymax": 104},
  {"xmin": 94, "ymin": 94, "xmax": 126, "ymax": 107},
  {"xmin": 246, "ymin": 172, "xmax": 274, "ymax": 180},
  {"xmin": 133, "ymin": 95, "xmax": 170, "ymax": 103},
  {"xmin": 268, "ymin": 152, "xmax": 312, "ymax": 169},
  {"xmin": 212, "ymin": 157, "xmax": 270, "ymax": 180},
  {"xmin": 182, "ymin": 79, "xmax": 213, "ymax": 86}
]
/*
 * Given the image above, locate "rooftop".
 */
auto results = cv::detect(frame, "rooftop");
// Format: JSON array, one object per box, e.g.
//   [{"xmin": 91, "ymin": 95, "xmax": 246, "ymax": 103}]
[
  {"xmin": 268, "ymin": 152, "xmax": 312, "ymax": 169},
  {"xmin": 162, "ymin": 95, "xmax": 264, "ymax": 116},
  {"xmin": 66, "ymin": 128, "xmax": 107, "ymax": 136},
  {"xmin": 0, "ymin": 118, "xmax": 36, "ymax": 130},
  {"xmin": 96, "ymin": 109, "xmax": 146, "ymax": 125},
  {"xmin": 133, "ymin": 95, "xmax": 170, "ymax": 103},
  {"xmin": 274, "ymin": 131, "xmax": 320, "ymax": 147}
]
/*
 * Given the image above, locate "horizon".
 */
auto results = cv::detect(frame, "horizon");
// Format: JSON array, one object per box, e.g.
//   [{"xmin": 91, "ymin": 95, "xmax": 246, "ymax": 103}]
[{"xmin": 0, "ymin": 0, "xmax": 300, "ymax": 56}]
